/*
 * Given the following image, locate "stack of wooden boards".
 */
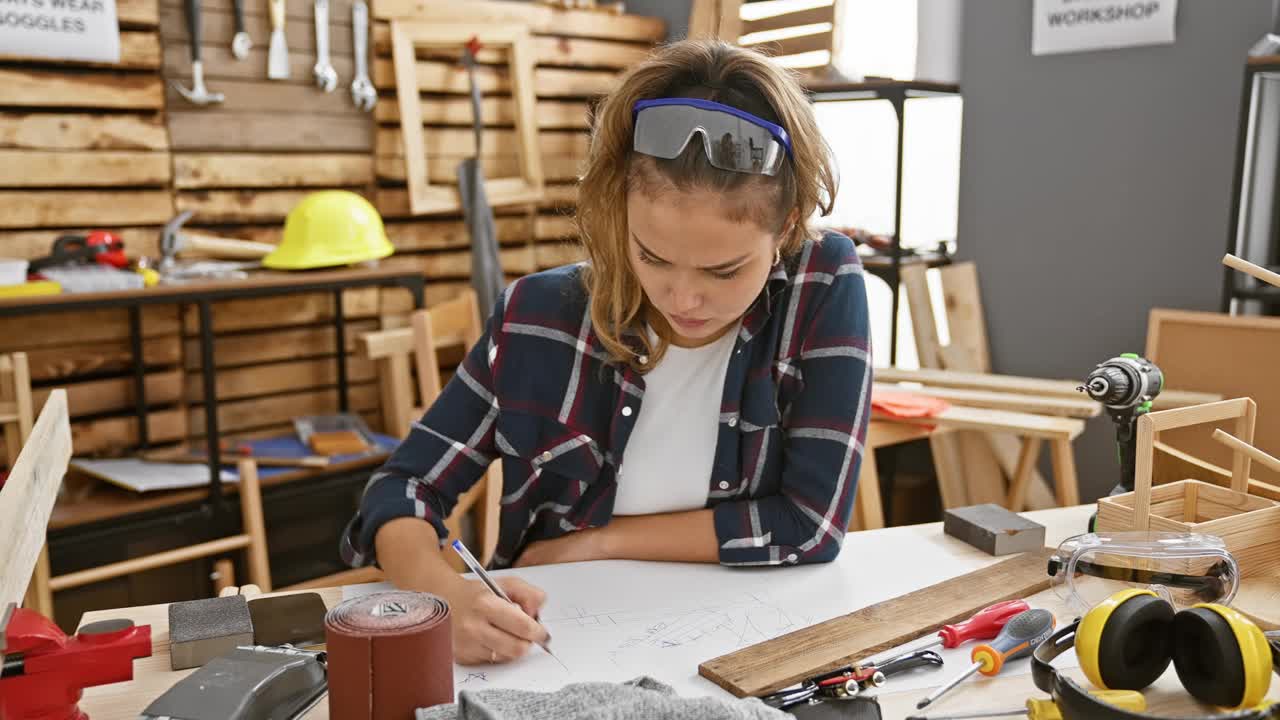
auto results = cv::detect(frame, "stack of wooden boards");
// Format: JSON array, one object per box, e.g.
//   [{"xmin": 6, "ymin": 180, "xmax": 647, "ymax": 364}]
[
  {"xmin": 0, "ymin": 0, "xmax": 171, "ymax": 254},
  {"xmin": 0, "ymin": 0, "xmax": 667, "ymax": 467},
  {"xmin": 869, "ymin": 262, "xmax": 1227, "ymax": 513}
]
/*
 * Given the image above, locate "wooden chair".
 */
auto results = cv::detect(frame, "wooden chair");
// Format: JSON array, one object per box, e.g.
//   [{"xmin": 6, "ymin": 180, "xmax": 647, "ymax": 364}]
[
  {"xmin": 25, "ymin": 456, "xmax": 273, "ymax": 611},
  {"xmin": 286, "ymin": 289, "xmax": 499, "ymax": 589},
  {"xmin": 410, "ymin": 291, "xmax": 501, "ymax": 570},
  {"xmin": 4, "ymin": 350, "xmax": 271, "ymax": 611},
  {"xmin": 0, "ymin": 353, "xmax": 47, "ymax": 613},
  {"xmin": 0, "ymin": 352, "xmax": 33, "ymax": 472}
]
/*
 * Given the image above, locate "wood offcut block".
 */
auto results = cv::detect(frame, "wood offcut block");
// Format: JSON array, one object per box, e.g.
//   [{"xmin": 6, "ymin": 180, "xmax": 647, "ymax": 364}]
[
  {"xmin": 309, "ymin": 430, "xmax": 369, "ymax": 456},
  {"xmin": 943, "ymin": 503, "xmax": 1046, "ymax": 556}
]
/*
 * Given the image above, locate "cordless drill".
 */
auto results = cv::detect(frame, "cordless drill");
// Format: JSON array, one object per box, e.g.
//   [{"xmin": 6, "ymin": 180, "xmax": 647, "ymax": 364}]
[{"xmin": 1079, "ymin": 354, "xmax": 1164, "ymax": 496}]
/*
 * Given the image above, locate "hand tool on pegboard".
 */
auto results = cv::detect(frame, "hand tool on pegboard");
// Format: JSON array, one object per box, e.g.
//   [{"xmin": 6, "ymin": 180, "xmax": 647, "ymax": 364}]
[
  {"xmin": 231, "ymin": 0, "xmax": 250, "ymax": 59},
  {"xmin": 174, "ymin": 0, "xmax": 225, "ymax": 105},
  {"xmin": 350, "ymin": 0, "xmax": 376, "ymax": 111},
  {"xmin": 0, "ymin": 601, "xmax": 152, "ymax": 720},
  {"xmin": 267, "ymin": 0, "xmax": 290, "ymax": 80},
  {"xmin": 313, "ymin": 0, "xmax": 338, "ymax": 91}
]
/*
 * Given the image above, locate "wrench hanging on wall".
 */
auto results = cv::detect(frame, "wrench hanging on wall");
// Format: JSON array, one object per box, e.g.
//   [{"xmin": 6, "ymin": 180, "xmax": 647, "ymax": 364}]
[
  {"xmin": 313, "ymin": 0, "xmax": 337, "ymax": 92},
  {"xmin": 350, "ymin": 0, "xmax": 376, "ymax": 111}
]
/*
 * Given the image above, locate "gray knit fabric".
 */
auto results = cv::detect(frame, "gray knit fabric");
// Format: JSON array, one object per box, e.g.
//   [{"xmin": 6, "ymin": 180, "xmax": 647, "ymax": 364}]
[{"xmin": 415, "ymin": 677, "xmax": 788, "ymax": 720}]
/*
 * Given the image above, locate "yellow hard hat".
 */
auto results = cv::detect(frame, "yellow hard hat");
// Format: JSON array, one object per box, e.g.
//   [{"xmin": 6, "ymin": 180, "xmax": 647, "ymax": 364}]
[{"xmin": 264, "ymin": 191, "xmax": 394, "ymax": 270}]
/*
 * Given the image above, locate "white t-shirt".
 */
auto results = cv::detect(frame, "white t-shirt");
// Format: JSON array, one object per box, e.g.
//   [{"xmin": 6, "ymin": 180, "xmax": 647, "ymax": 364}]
[{"xmin": 613, "ymin": 324, "xmax": 740, "ymax": 515}]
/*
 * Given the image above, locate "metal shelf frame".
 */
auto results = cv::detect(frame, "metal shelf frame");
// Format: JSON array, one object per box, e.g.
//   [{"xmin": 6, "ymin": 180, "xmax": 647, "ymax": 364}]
[
  {"xmin": 808, "ymin": 79, "xmax": 962, "ymax": 364},
  {"xmin": 0, "ymin": 267, "xmax": 426, "ymax": 510}
]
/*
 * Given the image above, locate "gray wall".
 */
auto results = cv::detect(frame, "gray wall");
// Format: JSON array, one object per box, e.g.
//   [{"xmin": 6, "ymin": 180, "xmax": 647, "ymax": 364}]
[
  {"xmin": 624, "ymin": 0, "xmax": 691, "ymax": 41},
  {"xmin": 956, "ymin": 0, "xmax": 1271, "ymax": 499}
]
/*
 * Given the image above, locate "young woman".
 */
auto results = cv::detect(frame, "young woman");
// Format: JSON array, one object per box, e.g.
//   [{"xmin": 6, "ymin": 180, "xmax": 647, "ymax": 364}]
[{"xmin": 341, "ymin": 39, "xmax": 871, "ymax": 665}]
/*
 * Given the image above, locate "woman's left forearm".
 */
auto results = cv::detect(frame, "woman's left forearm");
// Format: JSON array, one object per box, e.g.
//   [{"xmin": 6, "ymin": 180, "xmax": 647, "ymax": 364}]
[{"xmin": 598, "ymin": 509, "xmax": 719, "ymax": 563}]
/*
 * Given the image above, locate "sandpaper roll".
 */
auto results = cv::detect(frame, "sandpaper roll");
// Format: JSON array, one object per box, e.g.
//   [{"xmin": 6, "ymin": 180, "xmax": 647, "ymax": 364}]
[{"xmin": 325, "ymin": 591, "xmax": 454, "ymax": 718}]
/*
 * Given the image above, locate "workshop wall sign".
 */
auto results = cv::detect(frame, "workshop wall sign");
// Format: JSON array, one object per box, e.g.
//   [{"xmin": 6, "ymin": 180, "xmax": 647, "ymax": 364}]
[
  {"xmin": 1032, "ymin": 0, "xmax": 1177, "ymax": 56},
  {"xmin": 0, "ymin": 0, "xmax": 120, "ymax": 63}
]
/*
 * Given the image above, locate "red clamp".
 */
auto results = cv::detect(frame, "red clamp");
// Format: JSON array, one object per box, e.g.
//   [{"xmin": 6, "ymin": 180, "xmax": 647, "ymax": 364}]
[
  {"xmin": 465, "ymin": 35, "xmax": 483, "ymax": 56},
  {"xmin": 0, "ymin": 605, "xmax": 151, "ymax": 720}
]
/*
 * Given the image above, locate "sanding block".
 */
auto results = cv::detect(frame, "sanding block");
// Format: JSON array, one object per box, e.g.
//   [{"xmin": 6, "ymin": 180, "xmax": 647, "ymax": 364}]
[
  {"xmin": 248, "ymin": 592, "xmax": 327, "ymax": 647},
  {"xmin": 943, "ymin": 503, "xmax": 1046, "ymax": 556},
  {"xmin": 169, "ymin": 594, "xmax": 254, "ymax": 670},
  {"xmin": 140, "ymin": 645, "xmax": 327, "ymax": 720}
]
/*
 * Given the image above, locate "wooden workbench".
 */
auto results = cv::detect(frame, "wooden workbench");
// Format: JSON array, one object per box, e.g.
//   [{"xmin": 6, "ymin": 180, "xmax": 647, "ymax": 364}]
[{"xmin": 77, "ymin": 506, "xmax": 1280, "ymax": 718}]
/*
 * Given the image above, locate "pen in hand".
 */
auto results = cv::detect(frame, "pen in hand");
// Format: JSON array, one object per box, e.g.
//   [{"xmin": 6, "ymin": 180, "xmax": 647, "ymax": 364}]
[{"xmin": 450, "ymin": 539, "xmax": 561, "ymax": 663}]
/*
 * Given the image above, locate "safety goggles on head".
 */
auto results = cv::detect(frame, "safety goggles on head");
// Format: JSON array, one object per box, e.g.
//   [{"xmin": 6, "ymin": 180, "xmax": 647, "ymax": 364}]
[
  {"xmin": 1048, "ymin": 532, "xmax": 1240, "ymax": 614},
  {"xmin": 632, "ymin": 98, "xmax": 792, "ymax": 176}
]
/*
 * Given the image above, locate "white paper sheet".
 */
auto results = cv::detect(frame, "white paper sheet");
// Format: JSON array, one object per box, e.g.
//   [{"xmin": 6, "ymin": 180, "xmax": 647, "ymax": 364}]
[
  {"xmin": 70, "ymin": 458, "xmax": 237, "ymax": 493},
  {"xmin": 340, "ymin": 525, "xmax": 1074, "ymax": 699}
]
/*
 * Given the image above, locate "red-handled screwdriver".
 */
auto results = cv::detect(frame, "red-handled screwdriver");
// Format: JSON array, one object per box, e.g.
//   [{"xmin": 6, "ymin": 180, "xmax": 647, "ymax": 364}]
[
  {"xmin": 916, "ymin": 608, "xmax": 1057, "ymax": 711},
  {"xmin": 868, "ymin": 599, "xmax": 1030, "ymax": 665}
]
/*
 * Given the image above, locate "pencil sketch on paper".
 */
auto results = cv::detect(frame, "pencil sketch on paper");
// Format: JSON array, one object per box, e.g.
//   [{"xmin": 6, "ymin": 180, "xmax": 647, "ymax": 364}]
[
  {"xmin": 450, "ymin": 590, "xmax": 815, "ymax": 692},
  {"xmin": 550, "ymin": 591, "xmax": 812, "ymax": 659}
]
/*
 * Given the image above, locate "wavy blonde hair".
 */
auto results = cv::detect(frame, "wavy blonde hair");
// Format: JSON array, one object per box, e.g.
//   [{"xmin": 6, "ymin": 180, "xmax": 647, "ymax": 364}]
[{"xmin": 576, "ymin": 40, "xmax": 837, "ymax": 371}]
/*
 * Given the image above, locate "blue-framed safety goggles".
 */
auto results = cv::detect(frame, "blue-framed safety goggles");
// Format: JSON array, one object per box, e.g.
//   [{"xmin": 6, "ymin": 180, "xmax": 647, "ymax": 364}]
[{"xmin": 632, "ymin": 98, "xmax": 792, "ymax": 176}]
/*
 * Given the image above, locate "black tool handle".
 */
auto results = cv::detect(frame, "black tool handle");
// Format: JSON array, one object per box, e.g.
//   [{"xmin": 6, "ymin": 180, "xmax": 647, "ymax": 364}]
[
  {"xmin": 233, "ymin": 0, "xmax": 245, "ymax": 34},
  {"xmin": 30, "ymin": 235, "xmax": 92, "ymax": 272},
  {"xmin": 877, "ymin": 649, "xmax": 944, "ymax": 679},
  {"xmin": 185, "ymin": 0, "xmax": 202, "ymax": 63},
  {"xmin": 1112, "ymin": 410, "xmax": 1138, "ymax": 493}
]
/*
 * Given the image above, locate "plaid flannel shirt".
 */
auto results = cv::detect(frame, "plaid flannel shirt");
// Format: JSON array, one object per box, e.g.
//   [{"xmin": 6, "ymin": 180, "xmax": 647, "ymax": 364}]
[{"xmin": 341, "ymin": 232, "xmax": 872, "ymax": 569}]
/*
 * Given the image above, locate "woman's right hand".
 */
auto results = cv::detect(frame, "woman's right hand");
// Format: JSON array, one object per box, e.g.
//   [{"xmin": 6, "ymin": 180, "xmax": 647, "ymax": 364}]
[{"xmin": 445, "ymin": 576, "xmax": 549, "ymax": 665}]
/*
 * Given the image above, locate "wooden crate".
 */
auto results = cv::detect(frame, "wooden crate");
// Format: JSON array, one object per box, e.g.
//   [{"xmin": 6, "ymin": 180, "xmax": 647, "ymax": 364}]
[
  {"xmin": 1147, "ymin": 308, "xmax": 1280, "ymax": 487},
  {"xmin": 1097, "ymin": 398, "xmax": 1280, "ymax": 577}
]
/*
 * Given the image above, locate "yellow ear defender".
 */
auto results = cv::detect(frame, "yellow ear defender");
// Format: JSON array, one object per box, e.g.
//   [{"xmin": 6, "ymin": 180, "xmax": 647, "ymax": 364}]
[{"xmin": 1074, "ymin": 589, "xmax": 1274, "ymax": 710}]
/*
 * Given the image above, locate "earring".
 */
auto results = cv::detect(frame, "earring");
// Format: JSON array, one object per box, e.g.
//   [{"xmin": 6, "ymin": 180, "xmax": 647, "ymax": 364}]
[{"xmin": 775, "ymin": 248, "xmax": 782, "ymax": 266}]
